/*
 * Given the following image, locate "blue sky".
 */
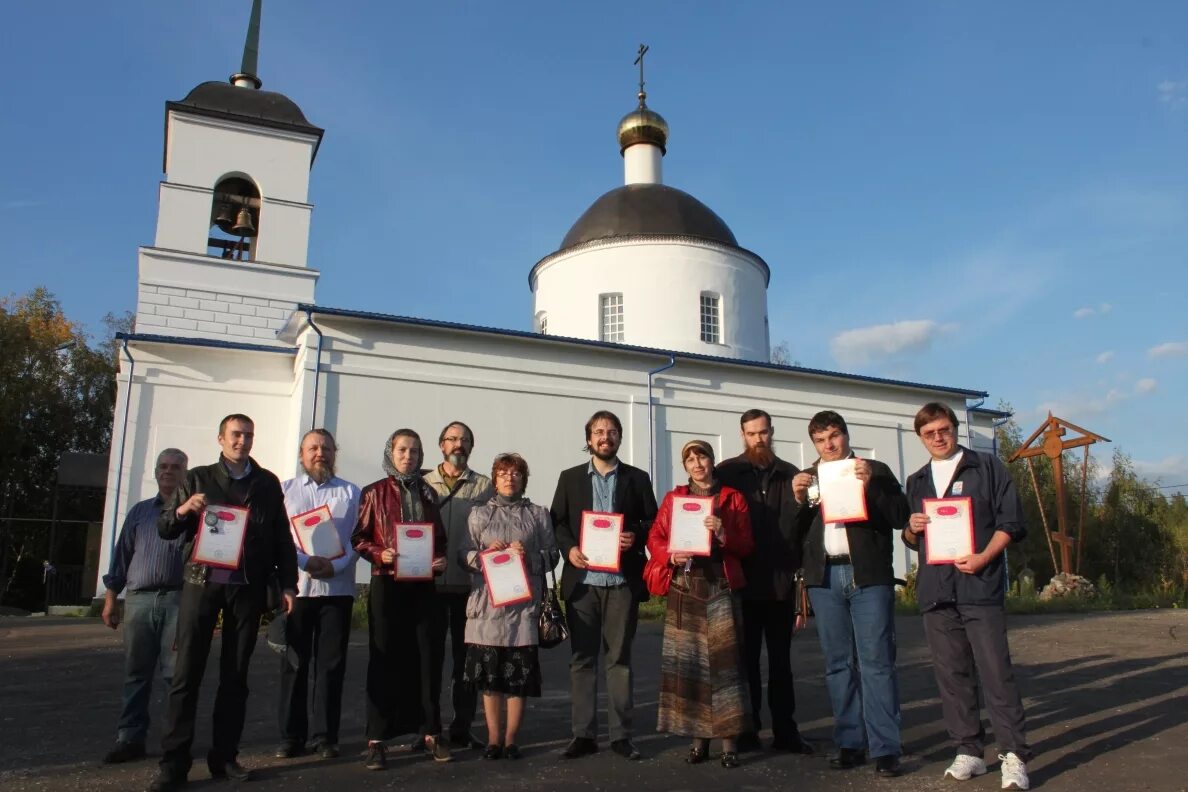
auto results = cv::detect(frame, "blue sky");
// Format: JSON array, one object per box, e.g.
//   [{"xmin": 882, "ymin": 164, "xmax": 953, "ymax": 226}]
[{"xmin": 1, "ymin": 2, "xmax": 1185, "ymax": 492}]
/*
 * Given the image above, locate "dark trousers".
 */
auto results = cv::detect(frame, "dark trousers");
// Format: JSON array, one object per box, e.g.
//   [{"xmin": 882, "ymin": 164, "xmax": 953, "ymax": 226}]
[
  {"xmin": 740, "ymin": 597, "xmax": 802, "ymax": 741},
  {"xmin": 565, "ymin": 582, "xmax": 639, "ymax": 741},
  {"xmin": 278, "ymin": 595, "xmax": 353, "ymax": 746},
  {"xmin": 431, "ymin": 591, "xmax": 477, "ymax": 738},
  {"xmin": 160, "ymin": 580, "xmax": 265, "ymax": 776},
  {"xmin": 365, "ymin": 576, "xmax": 441, "ymax": 741},
  {"xmin": 922, "ymin": 604, "xmax": 1031, "ymax": 760}
]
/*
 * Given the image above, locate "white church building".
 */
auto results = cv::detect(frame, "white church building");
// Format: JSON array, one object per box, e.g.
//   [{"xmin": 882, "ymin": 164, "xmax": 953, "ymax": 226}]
[{"xmin": 96, "ymin": 11, "xmax": 1005, "ymax": 595}]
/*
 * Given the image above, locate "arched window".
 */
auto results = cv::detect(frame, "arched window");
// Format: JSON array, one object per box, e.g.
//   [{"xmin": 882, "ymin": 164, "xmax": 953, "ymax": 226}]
[{"xmin": 207, "ymin": 176, "xmax": 261, "ymax": 261}]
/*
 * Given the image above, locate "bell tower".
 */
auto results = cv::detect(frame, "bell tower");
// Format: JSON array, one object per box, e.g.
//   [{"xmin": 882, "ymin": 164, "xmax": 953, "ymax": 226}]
[{"xmin": 136, "ymin": 0, "xmax": 324, "ymax": 346}]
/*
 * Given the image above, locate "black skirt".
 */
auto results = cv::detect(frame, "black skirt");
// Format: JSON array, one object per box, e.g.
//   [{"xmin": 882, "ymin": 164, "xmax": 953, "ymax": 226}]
[{"xmin": 462, "ymin": 644, "xmax": 542, "ymax": 697}]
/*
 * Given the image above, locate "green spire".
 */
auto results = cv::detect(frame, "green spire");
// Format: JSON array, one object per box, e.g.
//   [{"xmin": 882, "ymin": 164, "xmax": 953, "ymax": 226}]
[{"xmin": 231, "ymin": 0, "xmax": 263, "ymax": 88}]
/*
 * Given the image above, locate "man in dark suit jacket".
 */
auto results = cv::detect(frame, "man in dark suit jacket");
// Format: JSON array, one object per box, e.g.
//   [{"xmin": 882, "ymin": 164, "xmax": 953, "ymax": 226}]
[{"xmin": 551, "ymin": 410, "xmax": 658, "ymax": 762}]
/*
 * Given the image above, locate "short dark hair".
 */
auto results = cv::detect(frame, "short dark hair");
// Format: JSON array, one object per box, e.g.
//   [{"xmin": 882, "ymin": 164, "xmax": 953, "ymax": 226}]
[
  {"xmin": 300, "ymin": 428, "xmax": 336, "ymax": 450},
  {"xmin": 584, "ymin": 410, "xmax": 623, "ymax": 441},
  {"xmin": 808, "ymin": 410, "xmax": 848, "ymax": 438},
  {"xmin": 740, "ymin": 408, "xmax": 772, "ymax": 427},
  {"xmin": 219, "ymin": 414, "xmax": 253, "ymax": 435},
  {"xmin": 914, "ymin": 402, "xmax": 960, "ymax": 434},
  {"xmin": 491, "ymin": 452, "xmax": 530, "ymax": 489},
  {"xmin": 438, "ymin": 421, "xmax": 474, "ymax": 445}
]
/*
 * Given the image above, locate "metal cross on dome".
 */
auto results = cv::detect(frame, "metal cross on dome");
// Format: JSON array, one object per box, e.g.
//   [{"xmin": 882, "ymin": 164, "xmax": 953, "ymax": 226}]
[{"xmin": 634, "ymin": 43, "xmax": 650, "ymax": 105}]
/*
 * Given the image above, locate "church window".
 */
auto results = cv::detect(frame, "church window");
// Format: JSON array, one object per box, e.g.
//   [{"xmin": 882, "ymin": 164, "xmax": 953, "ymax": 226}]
[
  {"xmin": 207, "ymin": 176, "xmax": 260, "ymax": 261},
  {"xmin": 536, "ymin": 311, "xmax": 549, "ymax": 335},
  {"xmin": 600, "ymin": 293, "xmax": 624, "ymax": 343},
  {"xmin": 700, "ymin": 293, "xmax": 721, "ymax": 344}
]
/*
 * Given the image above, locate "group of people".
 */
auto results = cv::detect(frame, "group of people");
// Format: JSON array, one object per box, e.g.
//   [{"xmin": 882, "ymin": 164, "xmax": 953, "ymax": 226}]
[{"xmin": 100, "ymin": 402, "xmax": 1033, "ymax": 791}]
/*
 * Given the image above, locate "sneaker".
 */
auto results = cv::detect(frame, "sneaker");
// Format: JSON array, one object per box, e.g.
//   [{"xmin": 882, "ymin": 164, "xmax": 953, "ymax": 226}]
[
  {"xmin": 999, "ymin": 752, "xmax": 1030, "ymax": 790},
  {"xmin": 365, "ymin": 742, "xmax": 387, "ymax": 771},
  {"xmin": 425, "ymin": 734, "xmax": 453, "ymax": 763},
  {"xmin": 944, "ymin": 754, "xmax": 988, "ymax": 781}
]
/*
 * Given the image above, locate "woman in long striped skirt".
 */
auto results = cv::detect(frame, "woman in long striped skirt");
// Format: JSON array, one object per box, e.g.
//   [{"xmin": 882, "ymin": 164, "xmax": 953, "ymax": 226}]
[{"xmin": 643, "ymin": 440, "xmax": 755, "ymax": 768}]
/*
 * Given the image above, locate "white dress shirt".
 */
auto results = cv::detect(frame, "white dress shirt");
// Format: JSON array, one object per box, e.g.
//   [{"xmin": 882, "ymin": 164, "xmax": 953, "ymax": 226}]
[
  {"xmin": 930, "ymin": 451, "xmax": 964, "ymax": 498},
  {"xmin": 281, "ymin": 473, "xmax": 362, "ymax": 598}
]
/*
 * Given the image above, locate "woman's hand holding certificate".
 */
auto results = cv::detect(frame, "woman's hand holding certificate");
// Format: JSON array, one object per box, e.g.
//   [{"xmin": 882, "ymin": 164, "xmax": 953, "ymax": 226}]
[
  {"xmin": 668, "ymin": 496, "xmax": 713, "ymax": 556},
  {"xmin": 922, "ymin": 497, "xmax": 974, "ymax": 564},
  {"xmin": 818, "ymin": 459, "xmax": 869, "ymax": 523},
  {"xmin": 394, "ymin": 523, "xmax": 435, "ymax": 580},
  {"xmin": 192, "ymin": 504, "xmax": 249, "ymax": 569},
  {"xmin": 481, "ymin": 549, "xmax": 532, "ymax": 607},
  {"xmin": 579, "ymin": 511, "xmax": 623, "ymax": 572}
]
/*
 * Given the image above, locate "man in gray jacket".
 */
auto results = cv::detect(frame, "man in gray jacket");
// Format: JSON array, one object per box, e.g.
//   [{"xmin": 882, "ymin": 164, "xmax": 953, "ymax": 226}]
[{"xmin": 424, "ymin": 421, "xmax": 494, "ymax": 749}]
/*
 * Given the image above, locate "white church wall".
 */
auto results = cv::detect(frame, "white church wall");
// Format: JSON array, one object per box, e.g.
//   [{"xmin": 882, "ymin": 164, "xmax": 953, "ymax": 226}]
[{"xmin": 532, "ymin": 237, "xmax": 769, "ymax": 361}]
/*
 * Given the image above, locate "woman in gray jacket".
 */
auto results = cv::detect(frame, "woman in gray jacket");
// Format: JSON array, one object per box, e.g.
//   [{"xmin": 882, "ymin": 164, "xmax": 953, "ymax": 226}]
[{"xmin": 458, "ymin": 453, "xmax": 558, "ymax": 759}]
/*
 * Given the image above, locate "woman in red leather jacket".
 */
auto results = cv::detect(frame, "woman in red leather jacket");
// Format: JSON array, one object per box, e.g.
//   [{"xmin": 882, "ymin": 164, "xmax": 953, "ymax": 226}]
[
  {"xmin": 351, "ymin": 428, "xmax": 448, "ymax": 771},
  {"xmin": 644, "ymin": 439, "xmax": 754, "ymax": 769}
]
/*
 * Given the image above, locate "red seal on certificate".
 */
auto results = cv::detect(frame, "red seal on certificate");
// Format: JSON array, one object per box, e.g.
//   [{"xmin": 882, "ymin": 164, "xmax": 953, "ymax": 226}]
[
  {"xmin": 668, "ymin": 496, "xmax": 714, "ymax": 556},
  {"xmin": 923, "ymin": 497, "xmax": 975, "ymax": 564},
  {"xmin": 579, "ymin": 511, "xmax": 624, "ymax": 572},
  {"xmin": 481, "ymin": 549, "xmax": 532, "ymax": 607},
  {"xmin": 289, "ymin": 505, "xmax": 345, "ymax": 560},
  {"xmin": 395, "ymin": 523, "xmax": 435, "ymax": 580},
  {"xmin": 192, "ymin": 503, "xmax": 249, "ymax": 569}
]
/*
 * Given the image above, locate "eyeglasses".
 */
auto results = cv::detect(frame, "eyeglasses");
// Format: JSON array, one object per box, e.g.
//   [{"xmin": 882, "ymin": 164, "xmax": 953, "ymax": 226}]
[
  {"xmin": 495, "ymin": 470, "xmax": 524, "ymax": 479},
  {"xmin": 441, "ymin": 436, "xmax": 468, "ymax": 444},
  {"xmin": 921, "ymin": 427, "xmax": 954, "ymax": 441}
]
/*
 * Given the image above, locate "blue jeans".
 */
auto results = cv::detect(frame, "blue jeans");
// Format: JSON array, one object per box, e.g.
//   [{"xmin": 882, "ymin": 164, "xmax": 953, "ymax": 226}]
[
  {"xmin": 807, "ymin": 563, "xmax": 901, "ymax": 758},
  {"xmin": 118, "ymin": 589, "xmax": 180, "ymax": 744}
]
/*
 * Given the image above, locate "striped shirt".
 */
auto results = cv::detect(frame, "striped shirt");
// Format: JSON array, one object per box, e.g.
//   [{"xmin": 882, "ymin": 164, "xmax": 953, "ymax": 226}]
[{"xmin": 103, "ymin": 495, "xmax": 186, "ymax": 593}]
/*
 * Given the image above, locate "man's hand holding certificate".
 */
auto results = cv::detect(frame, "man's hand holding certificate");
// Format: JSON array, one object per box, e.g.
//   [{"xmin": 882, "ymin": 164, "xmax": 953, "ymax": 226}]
[
  {"xmin": 290, "ymin": 505, "xmax": 345, "ymax": 560},
  {"xmin": 579, "ymin": 511, "xmax": 623, "ymax": 572},
  {"xmin": 193, "ymin": 504, "xmax": 250, "ymax": 569},
  {"xmin": 922, "ymin": 497, "xmax": 974, "ymax": 565},
  {"xmin": 394, "ymin": 523, "xmax": 435, "ymax": 580},
  {"xmin": 668, "ymin": 496, "xmax": 714, "ymax": 556},
  {"xmin": 481, "ymin": 549, "xmax": 532, "ymax": 607},
  {"xmin": 818, "ymin": 458, "xmax": 869, "ymax": 523}
]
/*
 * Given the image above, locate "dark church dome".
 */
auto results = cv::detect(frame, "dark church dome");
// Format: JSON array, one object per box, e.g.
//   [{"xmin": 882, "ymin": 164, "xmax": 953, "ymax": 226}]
[
  {"xmin": 559, "ymin": 183, "xmax": 738, "ymax": 251},
  {"xmin": 170, "ymin": 81, "xmax": 321, "ymax": 134}
]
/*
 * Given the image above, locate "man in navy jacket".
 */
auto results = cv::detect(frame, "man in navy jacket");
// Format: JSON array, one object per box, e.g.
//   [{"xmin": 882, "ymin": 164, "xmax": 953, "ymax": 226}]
[{"xmin": 902, "ymin": 402, "xmax": 1031, "ymax": 791}]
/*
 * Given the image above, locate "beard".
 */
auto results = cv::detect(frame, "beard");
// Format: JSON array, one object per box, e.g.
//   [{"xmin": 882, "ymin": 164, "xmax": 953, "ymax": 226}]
[
  {"xmin": 590, "ymin": 444, "xmax": 619, "ymax": 462},
  {"xmin": 303, "ymin": 460, "xmax": 335, "ymax": 484},
  {"xmin": 744, "ymin": 445, "xmax": 775, "ymax": 469},
  {"xmin": 446, "ymin": 452, "xmax": 468, "ymax": 469}
]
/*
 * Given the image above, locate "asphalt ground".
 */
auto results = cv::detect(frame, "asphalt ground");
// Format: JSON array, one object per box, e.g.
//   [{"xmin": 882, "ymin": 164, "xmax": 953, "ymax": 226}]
[{"xmin": 0, "ymin": 609, "xmax": 1185, "ymax": 792}]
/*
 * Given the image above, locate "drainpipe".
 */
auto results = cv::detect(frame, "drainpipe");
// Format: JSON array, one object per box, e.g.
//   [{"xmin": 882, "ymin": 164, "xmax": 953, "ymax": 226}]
[
  {"xmin": 991, "ymin": 416, "xmax": 1011, "ymax": 459},
  {"xmin": 965, "ymin": 396, "xmax": 985, "ymax": 451},
  {"xmin": 109, "ymin": 338, "xmax": 135, "ymax": 560},
  {"xmin": 305, "ymin": 307, "xmax": 325, "ymax": 431},
  {"xmin": 646, "ymin": 356, "xmax": 676, "ymax": 481}
]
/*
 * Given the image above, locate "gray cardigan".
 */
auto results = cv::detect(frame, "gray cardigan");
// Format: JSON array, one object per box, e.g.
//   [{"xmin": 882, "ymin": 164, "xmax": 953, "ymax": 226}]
[{"xmin": 459, "ymin": 498, "xmax": 558, "ymax": 647}]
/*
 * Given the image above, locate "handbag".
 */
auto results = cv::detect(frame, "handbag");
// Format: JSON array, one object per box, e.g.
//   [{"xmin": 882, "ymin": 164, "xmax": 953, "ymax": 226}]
[{"xmin": 538, "ymin": 561, "xmax": 569, "ymax": 649}]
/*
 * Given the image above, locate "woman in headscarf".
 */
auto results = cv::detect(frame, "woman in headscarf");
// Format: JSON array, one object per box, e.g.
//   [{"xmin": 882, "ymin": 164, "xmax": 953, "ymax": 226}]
[
  {"xmin": 457, "ymin": 453, "xmax": 558, "ymax": 760},
  {"xmin": 351, "ymin": 429, "xmax": 449, "ymax": 770},
  {"xmin": 643, "ymin": 439, "xmax": 755, "ymax": 768}
]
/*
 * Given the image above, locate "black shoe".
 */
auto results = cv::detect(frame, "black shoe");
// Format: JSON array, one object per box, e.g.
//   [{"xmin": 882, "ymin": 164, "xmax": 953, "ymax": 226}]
[
  {"xmin": 720, "ymin": 751, "xmax": 740, "ymax": 769},
  {"xmin": 483, "ymin": 744, "xmax": 503, "ymax": 760},
  {"xmin": 313, "ymin": 742, "xmax": 339, "ymax": 759},
  {"xmin": 561, "ymin": 737, "xmax": 598, "ymax": 759},
  {"xmin": 829, "ymin": 747, "xmax": 866, "ymax": 769},
  {"xmin": 146, "ymin": 769, "xmax": 187, "ymax": 792},
  {"xmin": 504, "ymin": 744, "xmax": 523, "ymax": 760},
  {"xmin": 735, "ymin": 732, "xmax": 762, "ymax": 753},
  {"xmin": 104, "ymin": 741, "xmax": 146, "ymax": 764},
  {"xmin": 610, "ymin": 739, "xmax": 642, "ymax": 761},
  {"xmin": 685, "ymin": 746, "xmax": 707, "ymax": 765},
  {"xmin": 411, "ymin": 736, "xmax": 427, "ymax": 753},
  {"xmin": 207, "ymin": 757, "xmax": 251, "ymax": 781},
  {"xmin": 771, "ymin": 735, "xmax": 815, "ymax": 755},
  {"xmin": 449, "ymin": 732, "xmax": 483, "ymax": 750},
  {"xmin": 365, "ymin": 742, "xmax": 387, "ymax": 771},
  {"xmin": 875, "ymin": 755, "xmax": 901, "ymax": 778},
  {"xmin": 274, "ymin": 741, "xmax": 306, "ymax": 759}
]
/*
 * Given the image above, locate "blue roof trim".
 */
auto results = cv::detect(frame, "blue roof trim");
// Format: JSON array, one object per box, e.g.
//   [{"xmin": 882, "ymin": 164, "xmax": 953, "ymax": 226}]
[
  {"xmin": 117, "ymin": 332, "xmax": 296, "ymax": 355},
  {"xmin": 970, "ymin": 406, "xmax": 1012, "ymax": 419},
  {"xmin": 294, "ymin": 304, "xmax": 989, "ymax": 399}
]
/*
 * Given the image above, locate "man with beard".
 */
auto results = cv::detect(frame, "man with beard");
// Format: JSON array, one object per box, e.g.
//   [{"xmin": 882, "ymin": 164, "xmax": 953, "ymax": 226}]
[
  {"xmin": 101, "ymin": 448, "xmax": 189, "ymax": 765},
  {"xmin": 716, "ymin": 409, "xmax": 813, "ymax": 755},
  {"xmin": 275, "ymin": 429, "xmax": 361, "ymax": 760},
  {"xmin": 150, "ymin": 414, "xmax": 296, "ymax": 792},
  {"xmin": 423, "ymin": 421, "xmax": 493, "ymax": 749},
  {"xmin": 551, "ymin": 410, "xmax": 658, "ymax": 761}
]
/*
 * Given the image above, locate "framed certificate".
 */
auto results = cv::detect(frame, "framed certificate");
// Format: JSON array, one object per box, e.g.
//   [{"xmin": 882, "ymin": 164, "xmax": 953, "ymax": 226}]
[
  {"xmin": 819, "ymin": 459, "xmax": 868, "ymax": 524},
  {"xmin": 668, "ymin": 496, "xmax": 713, "ymax": 556},
  {"xmin": 192, "ymin": 504, "xmax": 249, "ymax": 570},
  {"xmin": 395, "ymin": 523, "xmax": 435, "ymax": 580},
  {"xmin": 290, "ymin": 505, "xmax": 345, "ymax": 560},
  {"xmin": 923, "ymin": 497, "xmax": 975, "ymax": 564},
  {"xmin": 480, "ymin": 549, "xmax": 533, "ymax": 607},
  {"xmin": 579, "ymin": 511, "xmax": 623, "ymax": 572}
]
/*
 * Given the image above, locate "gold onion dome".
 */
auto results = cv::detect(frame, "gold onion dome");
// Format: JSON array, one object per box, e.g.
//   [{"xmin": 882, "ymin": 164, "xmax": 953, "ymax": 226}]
[{"xmin": 618, "ymin": 94, "xmax": 668, "ymax": 154}]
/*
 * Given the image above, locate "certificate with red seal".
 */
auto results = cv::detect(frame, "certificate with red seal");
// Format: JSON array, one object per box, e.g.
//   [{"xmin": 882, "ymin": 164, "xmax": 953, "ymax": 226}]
[
  {"xmin": 290, "ymin": 505, "xmax": 345, "ymax": 560},
  {"xmin": 193, "ymin": 504, "xmax": 249, "ymax": 569},
  {"xmin": 668, "ymin": 496, "xmax": 713, "ymax": 556},
  {"xmin": 819, "ymin": 459, "xmax": 869, "ymax": 523},
  {"xmin": 923, "ymin": 497, "xmax": 974, "ymax": 564},
  {"xmin": 579, "ymin": 511, "xmax": 623, "ymax": 572},
  {"xmin": 395, "ymin": 523, "xmax": 435, "ymax": 580},
  {"xmin": 481, "ymin": 549, "xmax": 532, "ymax": 607}
]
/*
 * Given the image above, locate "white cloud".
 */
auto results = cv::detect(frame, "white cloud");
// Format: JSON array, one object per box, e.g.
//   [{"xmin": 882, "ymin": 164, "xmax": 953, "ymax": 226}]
[
  {"xmin": 1132, "ymin": 455, "xmax": 1188, "ymax": 489},
  {"xmin": 1096, "ymin": 351, "xmax": 1114, "ymax": 364},
  {"xmin": 829, "ymin": 320, "xmax": 949, "ymax": 366},
  {"xmin": 1158, "ymin": 79, "xmax": 1188, "ymax": 107},
  {"xmin": 1099, "ymin": 302, "xmax": 1112, "ymax": 314},
  {"xmin": 1135, "ymin": 377, "xmax": 1158, "ymax": 394},
  {"xmin": 1074, "ymin": 303, "xmax": 1113, "ymax": 320},
  {"xmin": 1148, "ymin": 341, "xmax": 1188, "ymax": 359}
]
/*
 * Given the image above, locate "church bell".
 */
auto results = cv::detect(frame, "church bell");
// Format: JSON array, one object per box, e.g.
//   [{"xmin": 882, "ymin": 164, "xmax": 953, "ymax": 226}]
[
  {"xmin": 213, "ymin": 203, "xmax": 235, "ymax": 233},
  {"xmin": 232, "ymin": 207, "xmax": 257, "ymax": 237}
]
